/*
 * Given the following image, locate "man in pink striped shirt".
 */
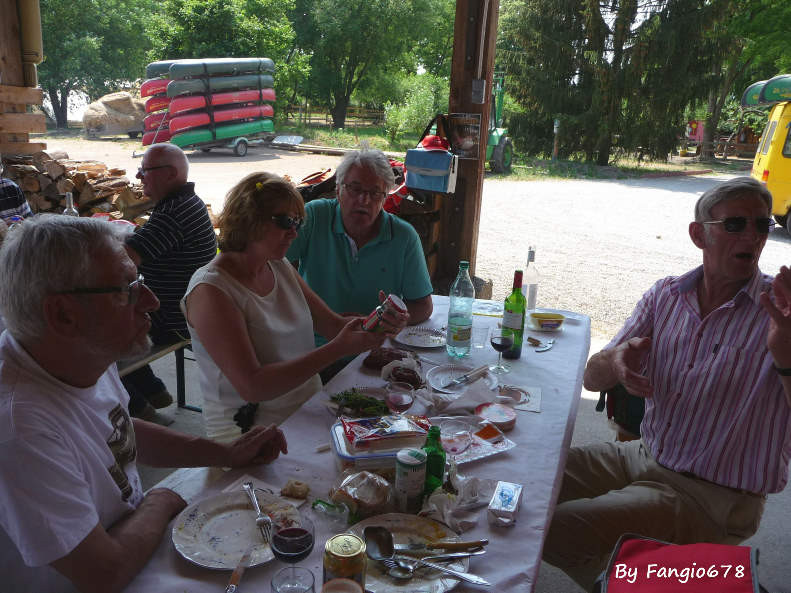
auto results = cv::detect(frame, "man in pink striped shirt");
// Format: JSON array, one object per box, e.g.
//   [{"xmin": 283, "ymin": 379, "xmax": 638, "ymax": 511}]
[{"xmin": 543, "ymin": 177, "xmax": 791, "ymax": 590}]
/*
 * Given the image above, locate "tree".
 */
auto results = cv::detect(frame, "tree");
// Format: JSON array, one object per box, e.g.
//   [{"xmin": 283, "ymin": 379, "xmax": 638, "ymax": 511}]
[
  {"xmin": 38, "ymin": 0, "xmax": 154, "ymax": 128},
  {"xmin": 501, "ymin": 0, "xmax": 734, "ymax": 165},
  {"xmin": 147, "ymin": 0, "xmax": 309, "ymax": 121},
  {"xmin": 293, "ymin": 0, "xmax": 443, "ymax": 129}
]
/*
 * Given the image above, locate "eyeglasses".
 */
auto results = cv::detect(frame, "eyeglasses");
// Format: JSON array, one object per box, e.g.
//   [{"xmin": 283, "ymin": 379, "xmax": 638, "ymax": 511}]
[
  {"xmin": 702, "ymin": 217, "xmax": 776, "ymax": 234},
  {"xmin": 341, "ymin": 183, "xmax": 387, "ymax": 201},
  {"xmin": 270, "ymin": 214, "xmax": 303, "ymax": 231},
  {"xmin": 136, "ymin": 165, "xmax": 172, "ymax": 178},
  {"xmin": 58, "ymin": 274, "xmax": 146, "ymax": 306}
]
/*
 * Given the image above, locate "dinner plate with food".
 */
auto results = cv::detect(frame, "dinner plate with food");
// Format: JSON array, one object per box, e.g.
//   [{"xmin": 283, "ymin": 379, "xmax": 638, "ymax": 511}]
[{"xmin": 171, "ymin": 489, "xmax": 300, "ymax": 570}]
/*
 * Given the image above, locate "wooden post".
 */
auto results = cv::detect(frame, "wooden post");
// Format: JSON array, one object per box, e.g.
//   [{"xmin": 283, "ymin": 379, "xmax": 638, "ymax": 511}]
[{"xmin": 437, "ymin": 0, "xmax": 500, "ymax": 292}]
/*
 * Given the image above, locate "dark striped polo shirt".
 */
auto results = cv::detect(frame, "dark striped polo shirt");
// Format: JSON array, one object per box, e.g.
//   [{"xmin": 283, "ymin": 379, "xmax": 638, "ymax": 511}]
[{"xmin": 126, "ymin": 182, "xmax": 216, "ymax": 332}]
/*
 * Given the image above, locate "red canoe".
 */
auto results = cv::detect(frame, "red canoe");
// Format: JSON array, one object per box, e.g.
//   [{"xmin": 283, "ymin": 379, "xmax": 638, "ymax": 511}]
[
  {"xmin": 145, "ymin": 95, "xmax": 171, "ymax": 113},
  {"xmin": 141, "ymin": 78, "xmax": 169, "ymax": 97},
  {"xmin": 169, "ymin": 104, "xmax": 275, "ymax": 134},
  {"xmin": 144, "ymin": 111, "xmax": 170, "ymax": 131},
  {"xmin": 168, "ymin": 88, "xmax": 276, "ymax": 116},
  {"xmin": 142, "ymin": 129, "xmax": 173, "ymax": 146}
]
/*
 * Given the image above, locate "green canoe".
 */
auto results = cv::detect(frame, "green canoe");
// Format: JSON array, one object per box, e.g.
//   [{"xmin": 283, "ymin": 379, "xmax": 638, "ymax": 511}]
[
  {"xmin": 166, "ymin": 74, "xmax": 274, "ymax": 97},
  {"xmin": 170, "ymin": 118, "xmax": 275, "ymax": 148},
  {"xmin": 759, "ymin": 75, "xmax": 791, "ymax": 104},
  {"xmin": 146, "ymin": 57, "xmax": 274, "ymax": 79},
  {"xmin": 741, "ymin": 80, "xmax": 767, "ymax": 107}
]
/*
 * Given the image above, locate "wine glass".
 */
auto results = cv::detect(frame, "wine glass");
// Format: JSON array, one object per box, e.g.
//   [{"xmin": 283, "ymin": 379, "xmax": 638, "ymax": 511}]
[
  {"xmin": 385, "ymin": 381, "xmax": 415, "ymax": 415},
  {"xmin": 489, "ymin": 328, "xmax": 513, "ymax": 374},
  {"xmin": 270, "ymin": 513, "xmax": 315, "ymax": 592},
  {"xmin": 439, "ymin": 419, "xmax": 472, "ymax": 490},
  {"xmin": 271, "ymin": 566, "xmax": 315, "ymax": 593}
]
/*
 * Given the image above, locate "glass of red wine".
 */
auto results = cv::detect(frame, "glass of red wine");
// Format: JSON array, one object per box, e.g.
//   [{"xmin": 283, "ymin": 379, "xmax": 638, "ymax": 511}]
[
  {"xmin": 270, "ymin": 514, "xmax": 315, "ymax": 593},
  {"xmin": 489, "ymin": 328, "xmax": 513, "ymax": 374},
  {"xmin": 385, "ymin": 381, "xmax": 415, "ymax": 415}
]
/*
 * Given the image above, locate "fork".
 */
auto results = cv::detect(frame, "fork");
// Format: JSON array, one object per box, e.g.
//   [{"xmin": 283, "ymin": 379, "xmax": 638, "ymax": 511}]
[{"xmin": 242, "ymin": 481, "xmax": 272, "ymax": 543}]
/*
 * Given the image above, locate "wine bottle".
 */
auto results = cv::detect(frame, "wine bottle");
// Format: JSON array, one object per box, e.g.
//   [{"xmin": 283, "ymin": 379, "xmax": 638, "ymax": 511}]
[
  {"xmin": 422, "ymin": 426, "xmax": 446, "ymax": 496},
  {"xmin": 521, "ymin": 246, "xmax": 539, "ymax": 310},
  {"xmin": 62, "ymin": 192, "xmax": 79, "ymax": 217},
  {"xmin": 446, "ymin": 261, "xmax": 475, "ymax": 357},
  {"xmin": 503, "ymin": 270, "xmax": 526, "ymax": 359}
]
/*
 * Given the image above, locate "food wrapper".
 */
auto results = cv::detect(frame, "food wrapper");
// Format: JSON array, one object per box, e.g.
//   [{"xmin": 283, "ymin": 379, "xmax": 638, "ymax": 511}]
[
  {"xmin": 329, "ymin": 470, "xmax": 393, "ymax": 521},
  {"xmin": 340, "ymin": 414, "xmax": 430, "ymax": 447},
  {"xmin": 420, "ymin": 467, "xmax": 497, "ymax": 533},
  {"xmin": 487, "ymin": 480, "xmax": 523, "ymax": 527}
]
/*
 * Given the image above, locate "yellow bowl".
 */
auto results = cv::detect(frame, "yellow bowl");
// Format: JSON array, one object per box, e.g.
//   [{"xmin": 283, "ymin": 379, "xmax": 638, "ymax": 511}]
[{"xmin": 530, "ymin": 312, "xmax": 565, "ymax": 331}]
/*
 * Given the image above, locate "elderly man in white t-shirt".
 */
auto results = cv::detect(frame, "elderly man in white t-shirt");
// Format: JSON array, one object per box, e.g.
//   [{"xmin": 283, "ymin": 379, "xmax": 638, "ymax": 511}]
[{"xmin": 0, "ymin": 215, "xmax": 288, "ymax": 593}]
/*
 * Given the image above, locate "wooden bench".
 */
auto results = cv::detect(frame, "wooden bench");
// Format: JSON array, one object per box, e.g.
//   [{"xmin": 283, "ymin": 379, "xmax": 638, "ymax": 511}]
[{"xmin": 117, "ymin": 339, "xmax": 201, "ymax": 412}]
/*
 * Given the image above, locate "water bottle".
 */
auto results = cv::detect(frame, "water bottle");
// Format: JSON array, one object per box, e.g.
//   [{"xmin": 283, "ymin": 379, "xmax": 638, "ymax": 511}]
[
  {"xmin": 521, "ymin": 246, "xmax": 539, "ymax": 310},
  {"xmin": 62, "ymin": 192, "xmax": 79, "ymax": 217},
  {"xmin": 446, "ymin": 260, "xmax": 475, "ymax": 357}
]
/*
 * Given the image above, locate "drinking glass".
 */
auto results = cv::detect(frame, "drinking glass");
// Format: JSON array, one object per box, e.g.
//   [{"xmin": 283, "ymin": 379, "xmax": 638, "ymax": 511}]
[
  {"xmin": 489, "ymin": 328, "xmax": 513, "ymax": 374},
  {"xmin": 385, "ymin": 381, "xmax": 415, "ymax": 414},
  {"xmin": 270, "ymin": 514, "xmax": 315, "ymax": 592},
  {"xmin": 271, "ymin": 566, "xmax": 315, "ymax": 593}
]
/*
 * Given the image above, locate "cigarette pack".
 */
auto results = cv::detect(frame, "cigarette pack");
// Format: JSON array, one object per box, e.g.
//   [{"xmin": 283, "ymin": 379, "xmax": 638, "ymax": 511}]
[{"xmin": 488, "ymin": 480, "xmax": 523, "ymax": 527}]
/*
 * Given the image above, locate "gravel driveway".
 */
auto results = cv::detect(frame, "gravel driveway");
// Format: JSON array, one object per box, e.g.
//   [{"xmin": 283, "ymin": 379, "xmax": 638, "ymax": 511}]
[{"xmin": 46, "ymin": 137, "xmax": 789, "ymax": 343}]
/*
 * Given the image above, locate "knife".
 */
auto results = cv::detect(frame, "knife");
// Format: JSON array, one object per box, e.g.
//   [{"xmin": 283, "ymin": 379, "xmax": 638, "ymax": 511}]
[
  {"xmin": 440, "ymin": 365, "xmax": 490, "ymax": 389},
  {"xmin": 393, "ymin": 539, "xmax": 489, "ymax": 552},
  {"xmin": 225, "ymin": 547, "xmax": 254, "ymax": 593},
  {"xmin": 414, "ymin": 558, "xmax": 491, "ymax": 586}
]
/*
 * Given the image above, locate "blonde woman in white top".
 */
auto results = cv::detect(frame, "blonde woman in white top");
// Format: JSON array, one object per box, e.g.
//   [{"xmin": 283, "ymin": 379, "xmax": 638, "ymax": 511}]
[{"xmin": 183, "ymin": 172, "xmax": 406, "ymax": 442}]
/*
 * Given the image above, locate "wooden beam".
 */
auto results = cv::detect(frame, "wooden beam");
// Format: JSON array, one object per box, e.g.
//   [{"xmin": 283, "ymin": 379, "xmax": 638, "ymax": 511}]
[
  {"xmin": 0, "ymin": 84, "xmax": 43, "ymax": 105},
  {"xmin": 437, "ymin": 0, "xmax": 501, "ymax": 289},
  {"xmin": 0, "ymin": 141, "xmax": 48, "ymax": 155},
  {"xmin": 0, "ymin": 112, "xmax": 46, "ymax": 133}
]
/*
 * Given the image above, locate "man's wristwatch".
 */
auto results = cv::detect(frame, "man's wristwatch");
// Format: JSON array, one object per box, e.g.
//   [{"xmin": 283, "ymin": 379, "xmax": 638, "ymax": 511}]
[{"xmin": 773, "ymin": 364, "xmax": 791, "ymax": 376}]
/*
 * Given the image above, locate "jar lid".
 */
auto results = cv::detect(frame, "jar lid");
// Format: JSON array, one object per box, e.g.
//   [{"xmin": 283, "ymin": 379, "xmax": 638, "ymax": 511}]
[
  {"xmin": 385, "ymin": 294, "xmax": 407, "ymax": 313},
  {"xmin": 474, "ymin": 402, "xmax": 517, "ymax": 431},
  {"xmin": 325, "ymin": 533, "xmax": 365, "ymax": 557},
  {"xmin": 397, "ymin": 448, "xmax": 427, "ymax": 465}
]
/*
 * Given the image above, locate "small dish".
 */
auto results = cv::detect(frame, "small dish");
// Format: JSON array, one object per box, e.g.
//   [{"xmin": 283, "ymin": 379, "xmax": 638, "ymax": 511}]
[
  {"xmin": 393, "ymin": 326, "xmax": 446, "ymax": 348},
  {"xmin": 425, "ymin": 364, "xmax": 498, "ymax": 394},
  {"xmin": 527, "ymin": 312, "xmax": 565, "ymax": 332}
]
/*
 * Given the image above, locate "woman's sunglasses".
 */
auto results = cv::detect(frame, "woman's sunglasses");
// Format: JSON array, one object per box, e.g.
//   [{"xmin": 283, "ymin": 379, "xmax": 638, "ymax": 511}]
[
  {"xmin": 703, "ymin": 217, "xmax": 776, "ymax": 234},
  {"xmin": 271, "ymin": 215, "xmax": 303, "ymax": 231}
]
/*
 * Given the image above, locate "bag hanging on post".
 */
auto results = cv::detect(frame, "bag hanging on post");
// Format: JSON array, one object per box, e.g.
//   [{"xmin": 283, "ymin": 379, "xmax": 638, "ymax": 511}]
[
  {"xmin": 593, "ymin": 533, "xmax": 762, "ymax": 593},
  {"xmin": 405, "ymin": 113, "xmax": 459, "ymax": 198}
]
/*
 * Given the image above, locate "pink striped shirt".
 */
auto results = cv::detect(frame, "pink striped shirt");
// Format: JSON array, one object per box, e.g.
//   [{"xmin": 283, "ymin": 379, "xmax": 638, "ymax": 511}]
[{"xmin": 607, "ymin": 266, "xmax": 791, "ymax": 494}]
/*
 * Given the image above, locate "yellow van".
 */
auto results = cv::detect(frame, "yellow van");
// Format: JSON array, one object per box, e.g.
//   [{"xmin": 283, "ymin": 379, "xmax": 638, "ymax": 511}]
[{"xmin": 744, "ymin": 75, "xmax": 791, "ymax": 230}]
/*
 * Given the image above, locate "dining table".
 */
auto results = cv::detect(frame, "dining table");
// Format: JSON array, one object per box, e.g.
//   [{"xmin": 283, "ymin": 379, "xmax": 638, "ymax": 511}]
[{"xmin": 125, "ymin": 295, "xmax": 591, "ymax": 593}]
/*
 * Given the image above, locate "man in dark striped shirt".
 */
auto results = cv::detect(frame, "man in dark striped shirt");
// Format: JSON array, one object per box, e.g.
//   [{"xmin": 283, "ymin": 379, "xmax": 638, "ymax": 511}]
[
  {"xmin": 0, "ymin": 155, "xmax": 33, "ymax": 222},
  {"xmin": 123, "ymin": 144, "xmax": 216, "ymax": 422}
]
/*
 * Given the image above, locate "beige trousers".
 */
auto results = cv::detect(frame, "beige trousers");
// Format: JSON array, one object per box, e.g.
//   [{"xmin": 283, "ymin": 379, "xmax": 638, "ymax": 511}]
[{"xmin": 542, "ymin": 440, "xmax": 765, "ymax": 592}]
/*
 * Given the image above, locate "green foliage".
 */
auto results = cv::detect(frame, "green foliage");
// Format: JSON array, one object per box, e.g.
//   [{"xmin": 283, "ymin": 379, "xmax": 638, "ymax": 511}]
[
  {"xmin": 383, "ymin": 74, "xmax": 448, "ymax": 142},
  {"xmin": 38, "ymin": 0, "xmax": 155, "ymax": 126},
  {"xmin": 148, "ymin": 0, "xmax": 309, "ymax": 120}
]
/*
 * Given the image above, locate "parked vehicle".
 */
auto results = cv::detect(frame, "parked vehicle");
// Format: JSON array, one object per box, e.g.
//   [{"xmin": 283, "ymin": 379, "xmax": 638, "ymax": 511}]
[{"xmin": 742, "ymin": 75, "xmax": 791, "ymax": 230}]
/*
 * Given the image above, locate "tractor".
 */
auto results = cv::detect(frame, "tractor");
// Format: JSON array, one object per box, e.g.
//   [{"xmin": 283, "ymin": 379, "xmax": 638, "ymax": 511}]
[{"xmin": 486, "ymin": 73, "xmax": 513, "ymax": 172}]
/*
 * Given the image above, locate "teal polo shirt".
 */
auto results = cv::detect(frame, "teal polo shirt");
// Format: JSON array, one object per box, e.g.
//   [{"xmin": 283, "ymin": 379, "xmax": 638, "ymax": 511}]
[{"xmin": 286, "ymin": 198, "xmax": 433, "ymax": 316}]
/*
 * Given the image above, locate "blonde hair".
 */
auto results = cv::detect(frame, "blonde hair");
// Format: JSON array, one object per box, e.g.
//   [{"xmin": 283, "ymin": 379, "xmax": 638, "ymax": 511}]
[{"xmin": 218, "ymin": 172, "xmax": 305, "ymax": 252}]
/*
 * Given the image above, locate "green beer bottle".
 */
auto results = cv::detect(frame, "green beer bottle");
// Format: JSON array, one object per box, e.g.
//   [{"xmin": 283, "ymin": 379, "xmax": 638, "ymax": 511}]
[{"xmin": 422, "ymin": 426, "xmax": 446, "ymax": 495}]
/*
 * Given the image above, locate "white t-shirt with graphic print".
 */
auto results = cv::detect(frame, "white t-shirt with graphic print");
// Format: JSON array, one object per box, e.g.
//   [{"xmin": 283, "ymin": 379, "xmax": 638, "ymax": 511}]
[{"xmin": 0, "ymin": 330, "xmax": 143, "ymax": 593}]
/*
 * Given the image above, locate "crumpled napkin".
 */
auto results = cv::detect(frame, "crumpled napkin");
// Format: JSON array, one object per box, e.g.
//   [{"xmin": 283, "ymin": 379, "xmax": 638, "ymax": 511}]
[
  {"xmin": 419, "ymin": 467, "xmax": 498, "ymax": 533},
  {"xmin": 411, "ymin": 377, "xmax": 498, "ymax": 416}
]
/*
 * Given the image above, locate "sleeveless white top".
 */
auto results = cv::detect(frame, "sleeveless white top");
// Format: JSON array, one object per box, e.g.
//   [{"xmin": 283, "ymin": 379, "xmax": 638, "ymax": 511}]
[{"xmin": 182, "ymin": 257, "xmax": 322, "ymax": 442}]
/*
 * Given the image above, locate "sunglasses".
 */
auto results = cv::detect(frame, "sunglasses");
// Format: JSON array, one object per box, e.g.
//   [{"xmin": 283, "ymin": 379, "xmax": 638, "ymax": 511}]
[
  {"xmin": 270, "ymin": 214, "xmax": 303, "ymax": 231},
  {"xmin": 702, "ymin": 217, "xmax": 776, "ymax": 234},
  {"xmin": 57, "ymin": 274, "xmax": 146, "ymax": 306}
]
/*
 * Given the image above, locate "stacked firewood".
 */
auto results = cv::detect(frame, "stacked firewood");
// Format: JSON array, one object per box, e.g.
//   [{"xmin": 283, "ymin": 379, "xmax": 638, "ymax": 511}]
[{"xmin": 2, "ymin": 150, "xmax": 152, "ymax": 222}]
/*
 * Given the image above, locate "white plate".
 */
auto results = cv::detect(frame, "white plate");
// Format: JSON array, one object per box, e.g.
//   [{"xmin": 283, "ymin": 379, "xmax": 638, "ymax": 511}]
[
  {"xmin": 526, "ymin": 315, "xmax": 564, "ymax": 333},
  {"xmin": 426, "ymin": 364, "xmax": 498, "ymax": 394},
  {"xmin": 394, "ymin": 326, "xmax": 447, "ymax": 348},
  {"xmin": 171, "ymin": 490, "xmax": 299, "ymax": 570},
  {"xmin": 349, "ymin": 513, "xmax": 469, "ymax": 593}
]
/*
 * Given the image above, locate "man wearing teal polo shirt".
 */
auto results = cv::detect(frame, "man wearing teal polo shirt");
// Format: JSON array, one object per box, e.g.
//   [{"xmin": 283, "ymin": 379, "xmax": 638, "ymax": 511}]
[{"xmin": 287, "ymin": 147, "xmax": 433, "ymax": 330}]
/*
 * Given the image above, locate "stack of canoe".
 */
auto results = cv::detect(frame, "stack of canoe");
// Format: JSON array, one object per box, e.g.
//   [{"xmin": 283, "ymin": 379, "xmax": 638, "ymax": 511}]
[
  {"xmin": 741, "ymin": 74, "xmax": 791, "ymax": 107},
  {"xmin": 141, "ymin": 57, "xmax": 276, "ymax": 147}
]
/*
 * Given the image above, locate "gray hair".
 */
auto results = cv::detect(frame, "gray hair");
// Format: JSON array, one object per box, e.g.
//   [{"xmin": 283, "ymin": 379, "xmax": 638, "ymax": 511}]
[
  {"xmin": 335, "ymin": 144, "xmax": 395, "ymax": 192},
  {"xmin": 694, "ymin": 177, "xmax": 772, "ymax": 222},
  {"xmin": 0, "ymin": 215, "xmax": 126, "ymax": 341}
]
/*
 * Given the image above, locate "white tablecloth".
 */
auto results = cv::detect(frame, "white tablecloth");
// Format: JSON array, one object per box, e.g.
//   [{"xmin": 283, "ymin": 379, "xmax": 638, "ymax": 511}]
[{"xmin": 125, "ymin": 296, "xmax": 590, "ymax": 592}]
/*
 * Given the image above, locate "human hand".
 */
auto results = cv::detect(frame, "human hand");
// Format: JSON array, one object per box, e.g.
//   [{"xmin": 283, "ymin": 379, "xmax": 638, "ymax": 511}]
[
  {"xmin": 760, "ymin": 266, "xmax": 791, "ymax": 368},
  {"xmin": 611, "ymin": 337, "xmax": 653, "ymax": 397},
  {"xmin": 375, "ymin": 290, "xmax": 410, "ymax": 336},
  {"xmin": 225, "ymin": 424, "xmax": 288, "ymax": 467},
  {"xmin": 335, "ymin": 316, "xmax": 387, "ymax": 355},
  {"xmin": 144, "ymin": 487, "xmax": 187, "ymax": 518}
]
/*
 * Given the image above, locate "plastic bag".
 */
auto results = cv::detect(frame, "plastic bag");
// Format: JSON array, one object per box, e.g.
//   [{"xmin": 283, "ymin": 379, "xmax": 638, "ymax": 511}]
[{"xmin": 329, "ymin": 470, "xmax": 394, "ymax": 522}]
